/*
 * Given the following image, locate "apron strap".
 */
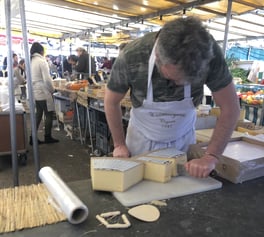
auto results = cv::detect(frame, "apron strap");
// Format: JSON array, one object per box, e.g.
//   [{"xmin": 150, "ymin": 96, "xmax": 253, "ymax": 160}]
[
  {"xmin": 184, "ymin": 84, "xmax": 191, "ymax": 98},
  {"xmin": 147, "ymin": 42, "xmax": 157, "ymax": 101}
]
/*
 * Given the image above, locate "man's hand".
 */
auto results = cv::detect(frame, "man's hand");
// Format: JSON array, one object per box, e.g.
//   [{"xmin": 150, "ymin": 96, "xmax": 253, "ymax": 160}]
[
  {"xmin": 113, "ymin": 144, "xmax": 130, "ymax": 158},
  {"xmin": 185, "ymin": 155, "xmax": 218, "ymax": 178}
]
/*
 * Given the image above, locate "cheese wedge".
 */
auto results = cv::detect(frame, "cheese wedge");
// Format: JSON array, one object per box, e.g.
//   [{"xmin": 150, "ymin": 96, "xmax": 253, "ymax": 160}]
[
  {"xmin": 91, "ymin": 157, "xmax": 144, "ymax": 192},
  {"xmin": 135, "ymin": 157, "xmax": 172, "ymax": 183},
  {"xmin": 144, "ymin": 148, "xmax": 187, "ymax": 176}
]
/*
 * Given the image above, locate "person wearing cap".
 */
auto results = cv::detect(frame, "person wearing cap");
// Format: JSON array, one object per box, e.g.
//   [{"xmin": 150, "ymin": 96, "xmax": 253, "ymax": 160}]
[{"xmin": 104, "ymin": 17, "xmax": 240, "ymax": 178}]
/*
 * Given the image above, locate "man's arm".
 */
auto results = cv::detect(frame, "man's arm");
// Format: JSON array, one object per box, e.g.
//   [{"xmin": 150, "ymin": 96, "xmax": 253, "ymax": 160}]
[
  {"xmin": 186, "ymin": 82, "xmax": 240, "ymax": 178},
  {"xmin": 104, "ymin": 87, "xmax": 130, "ymax": 157}
]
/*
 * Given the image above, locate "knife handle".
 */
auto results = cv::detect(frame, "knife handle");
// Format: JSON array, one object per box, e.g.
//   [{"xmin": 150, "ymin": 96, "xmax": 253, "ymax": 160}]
[{"xmin": 209, "ymin": 169, "xmax": 218, "ymax": 177}]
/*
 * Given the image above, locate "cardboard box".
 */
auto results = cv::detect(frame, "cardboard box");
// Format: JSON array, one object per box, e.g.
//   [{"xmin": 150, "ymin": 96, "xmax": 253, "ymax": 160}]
[
  {"xmin": 53, "ymin": 79, "xmax": 67, "ymax": 88},
  {"xmin": 0, "ymin": 112, "xmax": 26, "ymax": 153},
  {"xmin": 91, "ymin": 157, "xmax": 144, "ymax": 192},
  {"xmin": 210, "ymin": 107, "xmax": 245, "ymax": 121},
  {"xmin": 189, "ymin": 137, "xmax": 264, "ymax": 183},
  {"xmin": 195, "ymin": 129, "xmax": 245, "ymax": 143}
]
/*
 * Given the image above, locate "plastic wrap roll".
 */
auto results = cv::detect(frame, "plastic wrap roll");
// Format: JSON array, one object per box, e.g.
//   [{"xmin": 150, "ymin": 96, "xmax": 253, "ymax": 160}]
[{"xmin": 39, "ymin": 166, "xmax": 89, "ymax": 224}]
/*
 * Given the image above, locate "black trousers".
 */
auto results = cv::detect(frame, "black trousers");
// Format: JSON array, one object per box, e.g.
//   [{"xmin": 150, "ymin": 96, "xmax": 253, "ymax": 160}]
[{"xmin": 35, "ymin": 100, "xmax": 53, "ymax": 137}]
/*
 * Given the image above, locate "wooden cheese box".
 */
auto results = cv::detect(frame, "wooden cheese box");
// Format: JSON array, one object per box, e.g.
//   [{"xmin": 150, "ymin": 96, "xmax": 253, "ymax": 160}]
[
  {"xmin": 143, "ymin": 148, "xmax": 187, "ymax": 176},
  {"xmin": 195, "ymin": 129, "xmax": 245, "ymax": 143},
  {"xmin": 90, "ymin": 157, "xmax": 144, "ymax": 192},
  {"xmin": 134, "ymin": 157, "xmax": 172, "ymax": 183},
  {"xmin": 189, "ymin": 137, "xmax": 264, "ymax": 183}
]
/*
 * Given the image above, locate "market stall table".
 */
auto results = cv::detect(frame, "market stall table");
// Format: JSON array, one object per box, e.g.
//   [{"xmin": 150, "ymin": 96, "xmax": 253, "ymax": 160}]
[{"xmin": 2, "ymin": 177, "xmax": 263, "ymax": 237}]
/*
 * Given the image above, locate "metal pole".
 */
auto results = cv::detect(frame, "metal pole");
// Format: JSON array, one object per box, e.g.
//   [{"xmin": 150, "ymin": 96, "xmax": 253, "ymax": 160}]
[
  {"xmin": 5, "ymin": 0, "xmax": 19, "ymax": 186},
  {"xmin": 222, "ymin": 0, "xmax": 233, "ymax": 57},
  {"xmin": 60, "ymin": 39, "xmax": 64, "ymax": 77},
  {"xmin": 19, "ymin": 0, "xmax": 41, "ymax": 182},
  {"xmin": 88, "ymin": 39, "xmax": 91, "ymax": 77},
  {"xmin": 247, "ymin": 47, "xmax": 251, "ymax": 60}
]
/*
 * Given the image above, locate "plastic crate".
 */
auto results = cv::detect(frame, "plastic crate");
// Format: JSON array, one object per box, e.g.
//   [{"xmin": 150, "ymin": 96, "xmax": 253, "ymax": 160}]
[{"xmin": 95, "ymin": 120, "xmax": 112, "ymax": 155}]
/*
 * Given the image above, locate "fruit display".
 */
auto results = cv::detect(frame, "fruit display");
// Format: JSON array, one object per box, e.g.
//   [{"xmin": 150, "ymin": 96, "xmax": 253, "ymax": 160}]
[
  {"xmin": 236, "ymin": 84, "xmax": 264, "ymax": 106},
  {"xmin": 65, "ymin": 80, "xmax": 88, "ymax": 90}
]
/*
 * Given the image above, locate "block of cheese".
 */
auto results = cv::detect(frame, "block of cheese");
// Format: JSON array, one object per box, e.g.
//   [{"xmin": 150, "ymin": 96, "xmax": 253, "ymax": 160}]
[
  {"xmin": 144, "ymin": 148, "xmax": 187, "ymax": 176},
  {"xmin": 91, "ymin": 157, "xmax": 144, "ymax": 192},
  {"xmin": 135, "ymin": 157, "xmax": 172, "ymax": 183}
]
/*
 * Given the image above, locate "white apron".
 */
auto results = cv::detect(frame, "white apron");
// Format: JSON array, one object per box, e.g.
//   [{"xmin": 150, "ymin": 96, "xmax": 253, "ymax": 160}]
[{"xmin": 126, "ymin": 43, "xmax": 196, "ymax": 156}]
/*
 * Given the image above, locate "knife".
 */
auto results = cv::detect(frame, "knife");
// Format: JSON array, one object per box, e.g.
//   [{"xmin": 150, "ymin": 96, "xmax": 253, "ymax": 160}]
[{"xmin": 176, "ymin": 163, "xmax": 217, "ymax": 177}]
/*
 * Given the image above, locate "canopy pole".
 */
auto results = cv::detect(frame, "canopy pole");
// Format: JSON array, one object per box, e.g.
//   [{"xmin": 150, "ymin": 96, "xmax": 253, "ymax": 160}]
[
  {"xmin": 60, "ymin": 40, "xmax": 63, "ymax": 77},
  {"xmin": 5, "ymin": 0, "xmax": 19, "ymax": 186},
  {"xmin": 223, "ymin": 0, "xmax": 233, "ymax": 57},
  {"xmin": 87, "ymin": 39, "xmax": 92, "ymax": 77},
  {"xmin": 19, "ymin": 0, "xmax": 41, "ymax": 183}
]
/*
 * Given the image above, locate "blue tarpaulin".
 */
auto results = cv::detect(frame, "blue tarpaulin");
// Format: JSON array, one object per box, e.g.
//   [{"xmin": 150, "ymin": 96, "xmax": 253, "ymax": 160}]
[{"xmin": 226, "ymin": 46, "xmax": 264, "ymax": 61}]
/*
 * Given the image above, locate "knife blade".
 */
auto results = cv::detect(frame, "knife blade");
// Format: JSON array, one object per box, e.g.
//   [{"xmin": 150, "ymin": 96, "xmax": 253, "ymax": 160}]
[
  {"xmin": 176, "ymin": 163, "xmax": 217, "ymax": 177},
  {"xmin": 176, "ymin": 163, "xmax": 189, "ymax": 176}
]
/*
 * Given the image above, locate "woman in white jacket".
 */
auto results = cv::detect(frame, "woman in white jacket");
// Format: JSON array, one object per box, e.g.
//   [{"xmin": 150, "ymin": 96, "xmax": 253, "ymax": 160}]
[{"xmin": 30, "ymin": 42, "xmax": 59, "ymax": 144}]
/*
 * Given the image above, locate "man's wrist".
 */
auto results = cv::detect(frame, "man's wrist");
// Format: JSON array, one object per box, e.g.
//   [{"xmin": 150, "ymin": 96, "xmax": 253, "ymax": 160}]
[
  {"xmin": 114, "ymin": 143, "xmax": 126, "ymax": 149},
  {"xmin": 204, "ymin": 151, "xmax": 220, "ymax": 162}
]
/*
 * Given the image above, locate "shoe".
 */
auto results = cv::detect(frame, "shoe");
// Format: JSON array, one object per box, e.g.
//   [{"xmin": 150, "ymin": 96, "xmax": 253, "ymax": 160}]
[
  {"xmin": 29, "ymin": 136, "xmax": 44, "ymax": 146},
  {"xmin": 44, "ymin": 136, "xmax": 59, "ymax": 144}
]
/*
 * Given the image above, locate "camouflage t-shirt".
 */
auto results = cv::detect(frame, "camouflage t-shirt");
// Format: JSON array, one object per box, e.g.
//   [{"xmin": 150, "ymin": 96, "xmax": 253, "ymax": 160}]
[{"xmin": 108, "ymin": 32, "xmax": 232, "ymax": 108}]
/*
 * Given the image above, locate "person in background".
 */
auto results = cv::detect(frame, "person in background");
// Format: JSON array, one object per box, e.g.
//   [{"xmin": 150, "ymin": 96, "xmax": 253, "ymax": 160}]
[
  {"xmin": 2, "ymin": 56, "xmax": 7, "ymax": 70},
  {"xmin": 66, "ymin": 54, "xmax": 79, "ymax": 80},
  {"xmin": 1, "ymin": 53, "xmax": 18, "ymax": 76},
  {"xmin": 75, "ymin": 47, "xmax": 96, "ymax": 79},
  {"xmin": 13, "ymin": 59, "xmax": 26, "ymax": 100},
  {"xmin": 30, "ymin": 42, "xmax": 59, "ymax": 145},
  {"xmin": 12, "ymin": 53, "xmax": 19, "ymax": 68},
  {"xmin": 52, "ymin": 56, "xmax": 62, "ymax": 78},
  {"xmin": 104, "ymin": 17, "xmax": 240, "ymax": 178},
  {"xmin": 100, "ymin": 57, "xmax": 112, "ymax": 74},
  {"xmin": 63, "ymin": 55, "xmax": 73, "ymax": 74}
]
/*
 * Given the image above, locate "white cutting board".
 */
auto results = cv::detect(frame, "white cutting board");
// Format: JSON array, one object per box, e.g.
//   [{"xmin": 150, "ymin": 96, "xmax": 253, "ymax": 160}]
[{"xmin": 113, "ymin": 176, "xmax": 222, "ymax": 207}]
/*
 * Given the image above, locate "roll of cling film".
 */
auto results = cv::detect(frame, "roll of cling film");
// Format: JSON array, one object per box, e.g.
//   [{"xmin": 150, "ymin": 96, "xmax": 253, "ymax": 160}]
[{"xmin": 39, "ymin": 166, "xmax": 89, "ymax": 224}]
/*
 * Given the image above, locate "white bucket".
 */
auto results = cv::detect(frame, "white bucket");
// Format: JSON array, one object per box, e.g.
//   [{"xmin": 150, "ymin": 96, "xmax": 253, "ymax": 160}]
[{"xmin": 198, "ymin": 104, "xmax": 211, "ymax": 115}]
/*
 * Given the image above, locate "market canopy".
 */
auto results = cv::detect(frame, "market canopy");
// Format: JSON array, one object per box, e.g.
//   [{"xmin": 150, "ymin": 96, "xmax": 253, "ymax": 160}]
[{"xmin": 0, "ymin": 0, "xmax": 264, "ymax": 46}]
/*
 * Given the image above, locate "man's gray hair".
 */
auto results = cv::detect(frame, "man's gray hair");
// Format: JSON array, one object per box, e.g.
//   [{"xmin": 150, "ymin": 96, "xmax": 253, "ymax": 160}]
[{"xmin": 156, "ymin": 17, "xmax": 214, "ymax": 82}]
